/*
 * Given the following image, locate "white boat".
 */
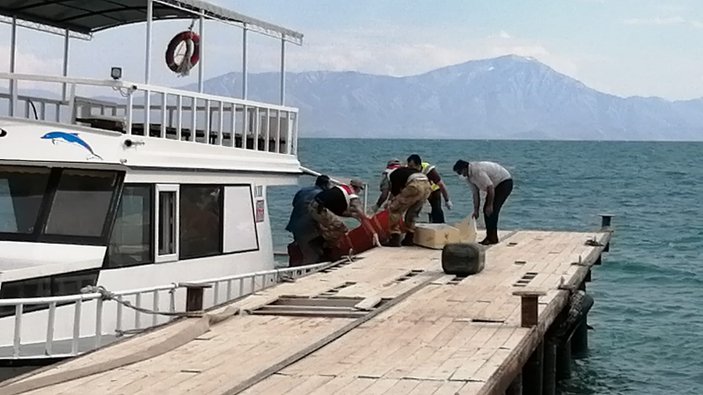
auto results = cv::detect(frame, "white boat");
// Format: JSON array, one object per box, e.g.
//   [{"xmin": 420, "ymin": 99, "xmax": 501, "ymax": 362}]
[{"xmin": 0, "ymin": 0, "xmax": 310, "ymax": 364}]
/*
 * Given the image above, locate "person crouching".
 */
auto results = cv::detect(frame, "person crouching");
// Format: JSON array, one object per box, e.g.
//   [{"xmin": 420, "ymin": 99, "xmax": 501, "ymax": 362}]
[
  {"xmin": 384, "ymin": 166, "xmax": 432, "ymax": 247},
  {"xmin": 308, "ymin": 179, "xmax": 368, "ymax": 252}
]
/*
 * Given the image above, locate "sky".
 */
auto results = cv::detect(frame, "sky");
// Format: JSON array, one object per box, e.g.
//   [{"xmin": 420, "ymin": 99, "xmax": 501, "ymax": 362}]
[{"xmin": 1, "ymin": 0, "xmax": 703, "ymax": 100}]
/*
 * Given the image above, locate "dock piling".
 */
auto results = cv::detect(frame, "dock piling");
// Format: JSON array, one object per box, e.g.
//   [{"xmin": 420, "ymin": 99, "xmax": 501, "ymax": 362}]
[
  {"xmin": 556, "ymin": 339, "xmax": 572, "ymax": 380},
  {"xmin": 600, "ymin": 214, "xmax": 613, "ymax": 251},
  {"xmin": 543, "ymin": 339, "xmax": 557, "ymax": 395},
  {"xmin": 571, "ymin": 319, "xmax": 589, "ymax": 358},
  {"xmin": 505, "ymin": 373, "xmax": 522, "ymax": 395},
  {"xmin": 522, "ymin": 341, "xmax": 544, "ymax": 394}
]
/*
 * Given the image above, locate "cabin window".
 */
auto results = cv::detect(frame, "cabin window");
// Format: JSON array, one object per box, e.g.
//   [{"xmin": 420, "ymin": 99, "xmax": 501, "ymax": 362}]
[
  {"xmin": 158, "ymin": 192, "xmax": 177, "ymax": 256},
  {"xmin": 180, "ymin": 185, "xmax": 222, "ymax": 259},
  {"xmin": 155, "ymin": 184, "xmax": 179, "ymax": 263},
  {"xmin": 107, "ymin": 185, "xmax": 153, "ymax": 268},
  {"xmin": 0, "ymin": 269, "xmax": 99, "ymax": 317},
  {"xmin": 44, "ymin": 169, "xmax": 119, "ymax": 237},
  {"xmin": 0, "ymin": 166, "xmax": 51, "ymax": 234},
  {"xmin": 223, "ymin": 186, "xmax": 259, "ymax": 253}
]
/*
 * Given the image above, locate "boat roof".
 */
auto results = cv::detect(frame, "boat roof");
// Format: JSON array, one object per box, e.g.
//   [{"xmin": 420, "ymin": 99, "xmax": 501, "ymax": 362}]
[{"xmin": 0, "ymin": 0, "xmax": 303, "ymax": 44}]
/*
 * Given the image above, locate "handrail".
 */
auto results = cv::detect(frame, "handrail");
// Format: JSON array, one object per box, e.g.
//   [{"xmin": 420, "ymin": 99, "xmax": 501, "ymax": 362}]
[
  {"xmin": 0, "ymin": 72, "xmax": 122, "ymax": 88},
  {"xmin": 0, "ymin": 71, "xmax": 300, "ymax": 156},
  {"xmin": 0, "ymin": 261, "xmax": 333, "ymax": 307},
  {"xmin": 0, "ymin": 72, "xmax": 299, "ymax": 113}
]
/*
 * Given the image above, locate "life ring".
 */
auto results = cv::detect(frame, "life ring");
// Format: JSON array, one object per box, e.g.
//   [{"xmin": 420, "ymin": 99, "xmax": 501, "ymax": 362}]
[{"xmin": 165, "ymin": 31, "xmax": 200, "ymax": 74}]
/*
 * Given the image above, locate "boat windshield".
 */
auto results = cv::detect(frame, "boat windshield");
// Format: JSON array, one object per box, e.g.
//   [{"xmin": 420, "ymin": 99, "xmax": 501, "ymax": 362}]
[{"xmin": 0, "ymin": 165, "xmax": 123, "ymax": 243}]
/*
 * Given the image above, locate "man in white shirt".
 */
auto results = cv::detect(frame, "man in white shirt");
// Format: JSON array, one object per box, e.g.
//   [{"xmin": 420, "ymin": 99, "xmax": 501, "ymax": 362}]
[{"xmin": 453, "ymin": 160, "xmax": 513, "ymax": 245}]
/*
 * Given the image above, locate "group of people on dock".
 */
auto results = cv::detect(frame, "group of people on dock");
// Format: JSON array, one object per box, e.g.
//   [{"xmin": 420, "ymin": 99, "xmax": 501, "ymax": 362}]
[{"xmin": 286, "ymin": 155, "xmax": 513, "ymax": 265}]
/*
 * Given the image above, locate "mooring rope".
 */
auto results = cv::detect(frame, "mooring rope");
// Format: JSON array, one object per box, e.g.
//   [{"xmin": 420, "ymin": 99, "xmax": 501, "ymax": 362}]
[{"xmin": 81, "ymin": 285, "xmax": 200, "ymax": 318}]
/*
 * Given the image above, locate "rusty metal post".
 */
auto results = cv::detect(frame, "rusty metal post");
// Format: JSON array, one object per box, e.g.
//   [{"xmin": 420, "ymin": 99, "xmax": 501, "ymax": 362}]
[
  {"xmin": 513, "ymin": 290, "xmax": 546, "ymax": 328},
  {"xmin": 182, "ymin": 283, "xmax": 212, "ymax": 312}
]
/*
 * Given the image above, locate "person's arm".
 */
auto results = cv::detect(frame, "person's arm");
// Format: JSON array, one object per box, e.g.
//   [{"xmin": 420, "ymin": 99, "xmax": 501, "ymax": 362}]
[
  {"xmin": 344, "ymin": 199, "xmax": 377, "ymax": 234},
  {"xmin": 429, "ymin": 169, "xmax": 452, "ymax": 208},
  {"xmin": 437, "ymin": 180, "xmax": 452, "ymax": 209},
  {"xmin": 375, "ymin": 187, "xmax": 390, "ymax": 210},
  {"xmin": 471, "ymin": 183, "xmax": 481, "ymax": 219},
  {"xmin": 344, "ymin": 198, "xmax": 366, "ymax": 219}
]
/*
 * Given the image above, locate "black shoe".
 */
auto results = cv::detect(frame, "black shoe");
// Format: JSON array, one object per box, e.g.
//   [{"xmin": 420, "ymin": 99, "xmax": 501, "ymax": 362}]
[
  {"xmin": 401, "ymin": 232, "xmax": 415, "ymax": 246},
  {"xmin": 479, "ymin": 238, "xmax": 498, "ymax": 246},
  {"xmin": 383, "ymin": 233, "xmax": 402, "ymax": 247}
]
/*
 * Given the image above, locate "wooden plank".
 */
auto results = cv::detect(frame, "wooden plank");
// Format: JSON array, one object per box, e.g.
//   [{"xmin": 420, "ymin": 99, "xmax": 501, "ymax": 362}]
[
  {"xmin": 335, "ymin": 377, "xmax": 377, "ymax": 395},
  {"xmin": 361, "ymin": 379, "xmax": 400, "ymax": 395},
  {"xmin": 307, "ymin": 376, "xmax": 357, "ymax": 395},
  {"xmin": 239, "ymin": 373, "xmax": 290, "ymax": 395},
  {"xmin": 449, "ymin": 327, "xmax": 516, "ymax": 381},
  {"xmin": 407, "ymin": 380, "xmax": 444, "ymax": 395},
  {"xmin": 382, "ymin": 378, "xmax": 421, "ymax": 394},
  {"xmin": 430, "ymin": 380, "xmax": 468, "ymax": 395},
  {"xmin": 279, "ymin": 375, "xmax": 336, "ymax": 395},
  {"xmin": 456, "ymin": 380, "xmax": 486, "ymax": 394}
]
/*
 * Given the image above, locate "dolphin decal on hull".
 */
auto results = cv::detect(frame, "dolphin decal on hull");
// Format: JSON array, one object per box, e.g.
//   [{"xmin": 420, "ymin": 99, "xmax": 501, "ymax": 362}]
[{"xmin": 41, "ymin": 131, "xmax": 103, "ymax": 160}]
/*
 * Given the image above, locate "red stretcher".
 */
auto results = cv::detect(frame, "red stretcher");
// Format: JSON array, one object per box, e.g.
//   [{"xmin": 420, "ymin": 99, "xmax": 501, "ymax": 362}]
[{"xmin": 328, "ymin": 209, "xmax": 404, "ymax": 260}]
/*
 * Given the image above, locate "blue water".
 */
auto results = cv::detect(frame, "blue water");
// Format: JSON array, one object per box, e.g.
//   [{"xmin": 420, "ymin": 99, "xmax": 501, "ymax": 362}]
[{"xmin": 268, "ymin": 139, "xmax": 703, "ymax": 395}]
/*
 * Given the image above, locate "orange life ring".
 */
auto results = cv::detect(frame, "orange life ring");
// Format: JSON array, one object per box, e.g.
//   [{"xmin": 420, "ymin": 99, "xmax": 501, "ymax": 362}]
[{"xmin": 165, "ymin": 31, "xmax": 200, "ymax": 73}]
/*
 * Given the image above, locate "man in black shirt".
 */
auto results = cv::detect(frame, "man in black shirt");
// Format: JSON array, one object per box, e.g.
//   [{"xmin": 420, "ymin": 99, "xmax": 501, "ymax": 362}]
[{"xmin": 385, "ymin": 167, "xmax": 432, "ymax": 247}]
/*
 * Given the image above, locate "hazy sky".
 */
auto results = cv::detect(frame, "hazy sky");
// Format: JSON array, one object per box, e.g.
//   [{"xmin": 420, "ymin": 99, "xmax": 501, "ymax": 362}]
[{"xmin": 1, "ymin": 0, "xmax": 703, "ymax": 100}]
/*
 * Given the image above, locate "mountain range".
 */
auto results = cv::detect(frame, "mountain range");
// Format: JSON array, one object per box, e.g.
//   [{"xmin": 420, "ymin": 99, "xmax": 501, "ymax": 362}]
[{"xmin": 188, "ymin": 55, "xmax": 703, "ymax": 140}]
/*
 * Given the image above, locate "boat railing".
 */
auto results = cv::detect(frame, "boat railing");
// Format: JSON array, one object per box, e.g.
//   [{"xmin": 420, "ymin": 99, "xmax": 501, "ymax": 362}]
[
  {"xmin": 0, "ymin": 260, "xmax": 340, "ymax": 360},
  {"xmin": 0, "ymin": 72, "xmax": 298, "ymax": 156}
]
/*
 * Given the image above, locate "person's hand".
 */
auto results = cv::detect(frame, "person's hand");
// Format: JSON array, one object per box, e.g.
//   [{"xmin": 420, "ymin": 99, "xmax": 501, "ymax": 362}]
[
  {"xmin": 484, "ymin": 204, "xmax": 494, "ymax": 217},
  {"xmin": 445, "ymin": 200, "xmax": 453, "ymax": 210},
  {"xmin": 472, "ymin": 210, "xmax": 480, "ymax": 220}
]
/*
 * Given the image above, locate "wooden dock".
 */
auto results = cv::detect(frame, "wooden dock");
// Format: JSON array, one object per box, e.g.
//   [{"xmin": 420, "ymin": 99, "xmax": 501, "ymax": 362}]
[{"xmin": 1, "ymin": 226, "xmax": 612, "ymax": 395}]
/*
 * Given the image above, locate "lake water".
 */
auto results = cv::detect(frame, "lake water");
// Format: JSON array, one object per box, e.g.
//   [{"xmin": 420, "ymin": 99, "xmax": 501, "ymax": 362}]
[{"xmin": 268, "ymin": 139, "xmax": 703, "ymax": 395}]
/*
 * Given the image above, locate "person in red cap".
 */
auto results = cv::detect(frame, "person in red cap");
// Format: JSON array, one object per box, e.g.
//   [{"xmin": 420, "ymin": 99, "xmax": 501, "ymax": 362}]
[{"xmin": 372, "ymin": 158, "xmax": 402, "ymax": 213}]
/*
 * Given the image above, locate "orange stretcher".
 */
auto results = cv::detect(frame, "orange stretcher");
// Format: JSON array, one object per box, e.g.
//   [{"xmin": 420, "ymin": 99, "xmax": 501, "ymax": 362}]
[{"xmin": 328, "ymin": 209, "xmax": 403, "ymax": 260}]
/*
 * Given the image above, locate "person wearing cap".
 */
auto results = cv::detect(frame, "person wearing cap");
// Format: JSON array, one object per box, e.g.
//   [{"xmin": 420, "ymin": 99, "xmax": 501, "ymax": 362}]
[
  {"xmin": 286, "ymin": 175, "xmax": 333, "ymax": 265},
  {"xmin": 453, "ymin": 160, "xmax": 513, "ymax": 245},
  {"xmin": 372, "ymin": 158, "xmax": 402, "ymax": 212},
  {"xmin": 406, "ymin": 154, "xmax": 453, "ymax": 223},
  {"xmin": 309, "ymin": 179, "xmax": 369, "ymax": 250},
  {"xmin": 383, "ymin": 166, "xmax": 432, "ymax": 247}
]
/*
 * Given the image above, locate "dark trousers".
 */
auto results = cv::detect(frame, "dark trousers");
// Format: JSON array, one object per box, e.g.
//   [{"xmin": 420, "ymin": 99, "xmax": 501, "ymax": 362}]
[
  {"xmin": 428, "ymin": 189, "xmax": 445, "ymax": 223},
  {"xmin": 484, "ymin": 179, "xmax": 513, "ymax": 243}
]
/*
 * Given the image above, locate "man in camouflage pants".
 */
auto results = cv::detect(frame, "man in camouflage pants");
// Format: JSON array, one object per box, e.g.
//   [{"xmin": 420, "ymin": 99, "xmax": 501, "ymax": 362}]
[
  {"xmin": 308, "ymin": 180, "xmax": 367, "ymax": 250},
  {"xmin": 385, "ymin": 167, "xmax": 432, "ymax": 247},
  {"xmin": 309, "ymin": 200, "xmax": 352, "ymax": 246}
]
